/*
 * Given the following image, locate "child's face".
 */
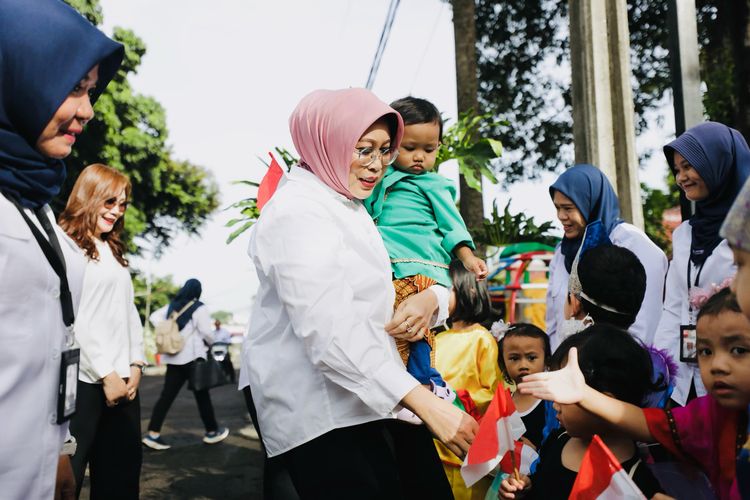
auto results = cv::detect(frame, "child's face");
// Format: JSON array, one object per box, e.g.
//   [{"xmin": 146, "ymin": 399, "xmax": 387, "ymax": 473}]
[
  {"xmin": 553, "ymin": 400, "xmax": 606, "ymax": 438},
  {"xmin": 731, "ymin": 247, "xmax": 750, "ymax": 319},
  {"xmin": 393, "ymin": 122, "xmax": 440, "ymax": 175},
  {"xmin": 696, "ymin": 310, "xmax": 750, "ymax": 409},
  {"xmin": 502, "ymin": 335, "xmax": 546, "ymax": 384}
]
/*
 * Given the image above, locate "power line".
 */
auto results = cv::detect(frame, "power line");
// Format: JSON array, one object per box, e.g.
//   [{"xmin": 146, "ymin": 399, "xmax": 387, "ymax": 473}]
[{"xmin": 366, "ymin": 0, "xmax": 401, "ymax": 90}]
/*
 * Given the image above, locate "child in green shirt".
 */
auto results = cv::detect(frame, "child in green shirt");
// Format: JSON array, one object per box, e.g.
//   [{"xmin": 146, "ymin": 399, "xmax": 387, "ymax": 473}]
[{"xmin": 365, "ymin": 96, "xmax": 487, "ymax": 393}]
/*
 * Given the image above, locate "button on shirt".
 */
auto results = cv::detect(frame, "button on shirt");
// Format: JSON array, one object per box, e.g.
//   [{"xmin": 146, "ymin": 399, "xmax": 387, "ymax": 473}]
[
  {"xmin": 76, "ymin": 239, "xmax": 144, "ymax": 383},
  {"xmin": 244, "ymin": 167, "xmax": 421, "ymax": 457}
]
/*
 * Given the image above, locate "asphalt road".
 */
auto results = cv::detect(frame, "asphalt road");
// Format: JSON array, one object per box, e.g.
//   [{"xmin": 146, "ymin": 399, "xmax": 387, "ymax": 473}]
[{"xmin": 79, "ymin": 371, "xmax": 265, "ymax": 499}]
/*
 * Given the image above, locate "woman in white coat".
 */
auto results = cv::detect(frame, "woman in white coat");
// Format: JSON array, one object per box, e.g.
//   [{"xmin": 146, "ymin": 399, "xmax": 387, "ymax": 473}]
[
  {"xmin": 0, "ymin": 1, "xmax": 123, "ymax": 497},
  {"xmin": 142, "ymin": 279, "xmax": 229, "ymax": 450},
  {"xmin": 652, "ymin": 121, "xmax": 750, "ymax": 406},
  {"xmin": 545, "ymin": 164, "xmax": 668, "ymax": 350},
  {"xmin": 59, "ymin": 164, "xmax": 145, "ymax": 498}
]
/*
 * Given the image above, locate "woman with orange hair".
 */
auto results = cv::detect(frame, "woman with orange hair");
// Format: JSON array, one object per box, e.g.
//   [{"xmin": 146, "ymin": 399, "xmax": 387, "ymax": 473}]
[{"xmin": 59, "ymin": 163, "xmax": 145, "ymax": 499}]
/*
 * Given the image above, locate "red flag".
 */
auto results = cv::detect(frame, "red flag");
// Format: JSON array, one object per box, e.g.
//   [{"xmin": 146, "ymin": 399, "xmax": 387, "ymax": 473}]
[
  {"xmin": 499, "ymin": 440, "xmax": 539, "ymax": 476},
  {"xmin": 569, "ymin": 435, "xmax": 646, "ymax": 500},
  {"xmin": 256, "ymin": 152, "xmax": 284, "ymax": 212},
  {"xmin": 461, "ymin": 388, "xmax": 526, "ymax": 487}
]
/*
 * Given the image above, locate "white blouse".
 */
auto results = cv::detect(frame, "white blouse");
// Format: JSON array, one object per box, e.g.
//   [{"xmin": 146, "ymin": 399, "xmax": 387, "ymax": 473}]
[
  {"xmin": 545, "ymin": 223, "xmax": 668, "ymax": 351},
  {"xmin": 652, "ymin": 221, "xmax": 736, "ymax": 406},
  {"xmin": 75, "ymin": 239, "xmax": 144, "ymax": 384},
  {"xmin": 150, "ymin": 303, "xmax": 214, "ymax": 366},
  {"xmin": 243, "ymin": 167, "xmax": 425, "ymax": 457}
]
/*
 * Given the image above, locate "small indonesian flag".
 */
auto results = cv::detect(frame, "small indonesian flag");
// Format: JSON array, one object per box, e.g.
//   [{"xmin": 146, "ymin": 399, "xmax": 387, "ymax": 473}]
[
  {"xmin": 569, "ymin": 435, "xmax": 646, "ymax": 500},
  {"xmin": 460, "ymin": 388, "xmax": 525, "ymax": 487},
  {"xmin": 256, "ymin": 152, "xmax": 284, "ymax": 212},
  {"xmin": 500, "ymin": 441, "xmax": 539, "ymax": 476}
]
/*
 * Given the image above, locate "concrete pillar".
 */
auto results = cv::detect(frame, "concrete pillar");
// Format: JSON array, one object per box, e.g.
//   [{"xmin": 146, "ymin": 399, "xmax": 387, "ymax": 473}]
[{"xmin": 569, "ymin": 0, "xmax": 644, "ymax": 228}]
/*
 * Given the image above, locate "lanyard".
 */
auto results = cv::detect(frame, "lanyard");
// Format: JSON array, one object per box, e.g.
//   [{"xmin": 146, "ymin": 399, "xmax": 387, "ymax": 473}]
[
  {"xmin": 9, "ymin": 198, "xmax": 76, "ymax": 346},
  {"xmin": 686, "ymin": 259, "xmax": 706, "ymax": 323}
]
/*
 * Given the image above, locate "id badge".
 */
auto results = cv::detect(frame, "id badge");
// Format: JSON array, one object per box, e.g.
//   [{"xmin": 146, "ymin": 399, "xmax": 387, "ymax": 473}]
[
  {"xmin": 680, "ymin": 325, "xmax": 697, "ymax": 363},
  {"xmin": 56, "ymin": 348, "xmax": 80, "ymax": 424}
]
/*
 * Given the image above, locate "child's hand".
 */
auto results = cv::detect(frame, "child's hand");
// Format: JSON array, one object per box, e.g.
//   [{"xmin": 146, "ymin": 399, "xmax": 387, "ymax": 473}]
[
  {"xmin": 517, "ymin": 347, "xmax": 586, "ymax": 404},
  {"xmin": 499, "ymin": 474, "xmax": 530, "ymax": 498},
  {"xmin": 463, "ymin": 255, "xmax": 488, "ymax": 280}
]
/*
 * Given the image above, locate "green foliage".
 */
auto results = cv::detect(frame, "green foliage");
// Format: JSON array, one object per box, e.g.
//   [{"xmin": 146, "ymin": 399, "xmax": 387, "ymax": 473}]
[
  {"xmin": 436, "ymin": 112, "xmax": 504, "ymax": 192},
  {"xmin": 58, "ymin": 1, "xmax": 220, "ymax": 255},
  {"xmin": 132, "ymin": 273, "xmax": 180, "ymax": 326},
  {"xmin": 211, "ymin": 311, "xmax": 234, "ymax": 324},
  {"xmin": 475, "ymin": 200, "xmax": 559, "ymax": 248},
  {"xmin": 641, "ymin": 178, "xmax": 681, "ymax": 255},
  {"xmin": 225, "ymin": 147, "xmax": 296, "ymax": 244},
  {"xmin": 474, "ymin": 0, "xmax": 738, "ymax": 181}
]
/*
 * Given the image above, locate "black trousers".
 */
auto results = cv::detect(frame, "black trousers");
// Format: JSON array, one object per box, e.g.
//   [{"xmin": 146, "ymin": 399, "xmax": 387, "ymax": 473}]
[
  {"xmin": 243, "ymin": 387, "xmax": 300, "ymax": 500},
  {"xmin": 69, "ymin": 381, "xmax": 142, "ymax": 499},
  {"xmin": 279, "ymin": 420, "xmax": 403, "ymax": 500},
  {"xmin": 148, "ymin": 362, "xmax": 218, "ymax": 433}
]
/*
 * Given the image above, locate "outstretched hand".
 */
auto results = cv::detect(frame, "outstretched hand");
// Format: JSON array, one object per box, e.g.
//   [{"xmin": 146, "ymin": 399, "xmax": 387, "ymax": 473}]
[{"xmin": 517, "ymin": 347, "xmax": 586, "ymax": 404}]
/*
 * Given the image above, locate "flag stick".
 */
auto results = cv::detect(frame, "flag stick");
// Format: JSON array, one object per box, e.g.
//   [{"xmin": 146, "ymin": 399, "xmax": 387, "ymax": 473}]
[{"xmin": 510, "ymin": 445, "xmax": 520, "ymax": 481}]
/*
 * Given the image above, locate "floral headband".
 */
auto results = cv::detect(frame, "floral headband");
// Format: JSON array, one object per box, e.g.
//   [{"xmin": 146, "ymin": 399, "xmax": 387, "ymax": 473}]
[
  {"xmin": 490, "ymin": 320, "xmax": 512, "ymax": 342},
  {"xmin": 688, "ymin": 276, "xmax": 735, "ymax": 311}
]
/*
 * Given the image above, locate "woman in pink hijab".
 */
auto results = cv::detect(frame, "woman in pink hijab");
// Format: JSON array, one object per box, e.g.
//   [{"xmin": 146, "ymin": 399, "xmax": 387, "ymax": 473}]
[{"xmin": 242, "ymin": 88, "xmax": 477, "ymax": 498}]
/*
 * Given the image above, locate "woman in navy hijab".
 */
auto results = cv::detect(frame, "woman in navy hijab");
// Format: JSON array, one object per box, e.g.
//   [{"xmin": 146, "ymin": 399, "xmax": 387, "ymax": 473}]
[
  {"xmin": 0, "ymin": 1, "xmax": 123, "ymax": 498},
  {"xmin": 545, "ymin": 164, "xmax": 668, "ymax": 349},
  {"xmin": 653, "ymin": 122, "xmax": 750, "ymax": 407}
]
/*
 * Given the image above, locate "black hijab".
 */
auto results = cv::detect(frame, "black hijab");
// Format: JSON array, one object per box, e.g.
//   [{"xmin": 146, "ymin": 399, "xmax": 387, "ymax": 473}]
[
  {"xmin": 0, "ymin": 0, "xmax": 123, "ymax": 208},
  {"xmin": 664, "ymin": 122, "xmax": 750, "ymax": 266},
  {"xmin": 167, "ymin": 279, "xmax": 205, "ymax": 330}
]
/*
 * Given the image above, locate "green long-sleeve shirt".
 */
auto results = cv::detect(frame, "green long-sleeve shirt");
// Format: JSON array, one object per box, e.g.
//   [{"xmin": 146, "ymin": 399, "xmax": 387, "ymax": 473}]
[{"xmin": 363, "ymin": 167, "xmax": 475, "ymax": 287}]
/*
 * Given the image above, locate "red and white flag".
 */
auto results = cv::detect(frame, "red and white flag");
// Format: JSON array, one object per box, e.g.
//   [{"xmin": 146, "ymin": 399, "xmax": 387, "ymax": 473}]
[
  {"xmin": 569, "ymin": 435, "xmax": 646, "ymax": 500},
  {"xmin": 500, "ymin": 440, "xmax": 539, "ymax": 476},
  {"xmin": 460, "ymin": 388, "xmax": 525, "ymax": 487},
  {"xmin": 256, "ymin": 152, "xmax": 284, "ymax": 212}
]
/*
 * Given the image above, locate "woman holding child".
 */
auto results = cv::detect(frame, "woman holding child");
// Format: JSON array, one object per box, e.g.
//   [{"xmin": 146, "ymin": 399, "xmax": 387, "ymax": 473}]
[{"xmin": 243, "ymin": 88, "xmax": 477, "ymax": 498}]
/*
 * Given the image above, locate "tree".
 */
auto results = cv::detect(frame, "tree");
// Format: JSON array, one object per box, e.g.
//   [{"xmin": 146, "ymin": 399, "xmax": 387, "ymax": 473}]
[
  {"xmin": 451, "ymin": 0, "xmax": 486, "ymax": 236},
  {"xmin": 211, "ymin": 311, "xmax": 234, "ymax": 324},
  {"xmin": 132, "ymin": 273, "xmax": 179, "ymax": 326},
  {"xmin": 61, "ymin": 0, "xmax": 220, "ymax": 254}
]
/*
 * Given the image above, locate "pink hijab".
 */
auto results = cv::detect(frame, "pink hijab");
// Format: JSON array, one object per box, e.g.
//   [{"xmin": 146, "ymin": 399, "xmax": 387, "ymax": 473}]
[{"xmin": 289, "ymin": 88, "xmax": 404, "ymax": 199}]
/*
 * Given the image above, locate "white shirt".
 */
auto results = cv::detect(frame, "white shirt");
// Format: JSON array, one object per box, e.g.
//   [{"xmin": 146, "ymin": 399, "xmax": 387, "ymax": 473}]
[
  {"xmin": 0, "ymin": 193, "xmax": 85, "ymax": 500},
  {"xmin": 76, "ymin": 240, "xmax": 144, "ymax": 383},
  {"xmin": 545, "ymin": 222, "xmax": 668, "ymax": 350},
  {"xmin": 243, "ymin": 167, "xmax": 424, "ymax": 457},
  {"xmin": 150, "ymin": 303, "xmax": 213, "ymax": 365},
  {"xmin": 213, "ymin": 327, "xmax": 231, "ymax": 344},
  {"xmin": 652, "ymin": 221, "xmax": 736, "ymax": 406}
]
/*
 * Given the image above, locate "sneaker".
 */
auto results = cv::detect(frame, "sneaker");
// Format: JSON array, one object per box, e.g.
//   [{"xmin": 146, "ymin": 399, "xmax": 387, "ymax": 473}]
[
  {"xmin": 203, "ymin": 427, "xmax": 229, "ymax": 444},
  {"xmin": 142, "ymin": 434, "xmax": 171, "ymax": 450},
  {"xmin": 430, "ymin": 380, "xmax": 456, "ymax": 403},
  {"xmin": 238, "ymin": 425, "xmax": 260, "ymax": 440}
]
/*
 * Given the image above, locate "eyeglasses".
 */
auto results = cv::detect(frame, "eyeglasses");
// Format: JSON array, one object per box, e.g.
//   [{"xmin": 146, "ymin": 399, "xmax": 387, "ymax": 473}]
[
  {"xmin": 354, "ymin": 146, "xmax": 399, "ymax": 167},
  {"xmin": 104, "ymin": 197, "xmax": 129, "ymax": 212}
]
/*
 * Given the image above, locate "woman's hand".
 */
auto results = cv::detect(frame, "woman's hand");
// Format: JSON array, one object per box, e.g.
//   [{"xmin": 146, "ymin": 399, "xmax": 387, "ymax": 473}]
[
  {"xmin": 401, "ymin": 385, "xmax": 478, "ymax": 459},
  {"xmin": 386, "ymin": 289, "xmax": 438, "ymax": 341},
  {"xmin": 54, "ymin": 455, "xmax": 76, "ymax": 500},
  {"xmin": 499, "ymin": 474, "xmax": 531, "ymax": 499},
  {"xmin": 126, "ymin": 365, "xmax": 142, "ymax": 401},
  {"xmin": 517, "ymin": 347, "xmax": 586, "ymax": 404},
  {"xmin": 102, "ymin": 372, "xmax": 128, "ymax": 407}
]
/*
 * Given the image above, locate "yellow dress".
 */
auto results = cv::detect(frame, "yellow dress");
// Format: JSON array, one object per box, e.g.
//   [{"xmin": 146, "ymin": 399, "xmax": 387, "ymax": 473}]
[{"xmin": 434, "ymin": 324, "xmax": 502, "ymax": 500}]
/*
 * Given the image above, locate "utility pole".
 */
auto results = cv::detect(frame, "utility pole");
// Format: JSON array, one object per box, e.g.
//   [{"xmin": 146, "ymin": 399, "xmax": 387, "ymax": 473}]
[
  {"xmin": 568, "ymin": 0, "xmax": 644, "ymax": 228},
  {"xmin": 450, "ymin": 0, "xmax": 485, "ymax": 244}
]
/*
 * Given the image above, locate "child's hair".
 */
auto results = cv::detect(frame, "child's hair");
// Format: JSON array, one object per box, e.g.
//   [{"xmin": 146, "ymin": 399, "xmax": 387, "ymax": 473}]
[
  {"xmin": 449, "ymin": 259, "xmax": 490, "ymax": 324},
  {"xmin": 389, "ymin": 96, "xmax": 443, "ymax": 141},
  {"xmin": 575, "ymin": 245, "xmax": 646, "ymax": 329},
  {"xmin": 550, "ymin": 325, "xmax": 657, "ymax": 406},
  {"xmin": 497, "ymin": 323, "xmax": 551, "ymax": 374},
  {"xmin": 697, "ymin": 287, "xmax": 742, "ymax": 321}
]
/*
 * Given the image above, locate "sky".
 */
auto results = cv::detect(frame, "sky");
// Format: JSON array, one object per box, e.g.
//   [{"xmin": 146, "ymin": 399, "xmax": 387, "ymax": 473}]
[{"xmin": 98, "ymin": 0, "xmax": 677, "ymax": 321}]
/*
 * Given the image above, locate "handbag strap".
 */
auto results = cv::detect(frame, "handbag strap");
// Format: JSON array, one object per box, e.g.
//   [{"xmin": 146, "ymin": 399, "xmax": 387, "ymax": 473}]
[{"xmin": 170, "ymin": 298, "xmax": 197, "ymax": 320}]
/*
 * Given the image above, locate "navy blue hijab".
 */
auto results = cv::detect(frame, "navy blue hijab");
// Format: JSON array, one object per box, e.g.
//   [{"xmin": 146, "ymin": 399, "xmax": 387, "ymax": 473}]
[
  {"xmin": 168, "ymin": 279, "xmax": 205, "ymax": 330},
  {"xmin": 550, "ymin": 164, "xmax": 624, "ymax": 273},
  {"xmin": 0, "ymin": 0, "xmax": 123, "ymax": 208},
  {"xmin": 665, "ymin": 122, "xmax": 750, "ymax": 266}
]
